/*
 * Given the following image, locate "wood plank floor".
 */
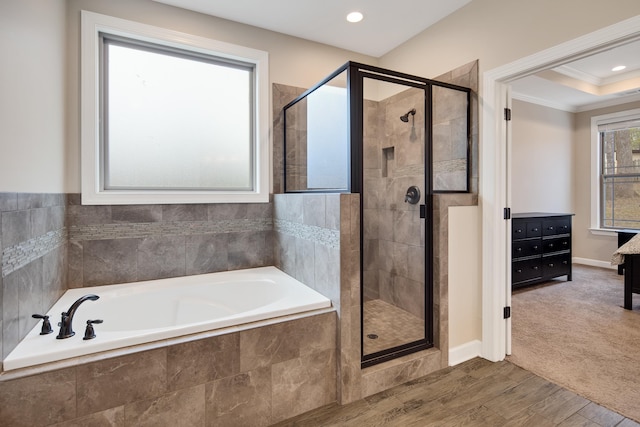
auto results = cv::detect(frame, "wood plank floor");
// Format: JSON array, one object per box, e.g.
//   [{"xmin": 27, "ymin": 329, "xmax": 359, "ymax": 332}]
[{"xmin": 272, "ymin": 358, "xmax": 640, "ymax": 426}]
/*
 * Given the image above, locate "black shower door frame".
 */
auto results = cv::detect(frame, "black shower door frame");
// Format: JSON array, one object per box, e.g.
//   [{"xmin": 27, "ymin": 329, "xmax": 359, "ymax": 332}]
[
  {"xmin": 352, "ymin": 65, "xmax": 433, "ymax": 367},
  {"xmin": 282, "ymin": 61, "xmax": 471, "ymax": 367}
]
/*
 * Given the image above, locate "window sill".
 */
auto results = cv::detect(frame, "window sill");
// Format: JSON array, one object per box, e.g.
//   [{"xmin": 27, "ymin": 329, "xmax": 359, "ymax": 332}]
[
  {"xmin": 589, "ymin": 227, "xmax": 638, "ymax": 237},
  {"xmin": 81, "ymin": 190, "xmax": 269, "ymax": 205}
]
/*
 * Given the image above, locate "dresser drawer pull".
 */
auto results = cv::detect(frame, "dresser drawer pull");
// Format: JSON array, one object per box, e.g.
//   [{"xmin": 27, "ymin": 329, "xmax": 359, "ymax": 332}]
[
  {"xmin": 548, "ymin": 226, "xmax": 554, "ymax": 230},
  {"xmin": 533, "ymin": 246, "xmax": 538, "ymax": 250},
  {"xmin": 517, "ymin": 247, "xmax": 522, "ymax": 252},
  {"xmin": 516, "ymin": 269, "xmax": 522, "ymax": 273},
  {"xmin": 532, "ymin": 227, "xmax": 539, "ymax": 232},
  {"xmin": 516, "ymin": 229, "xmax": 523, "ymax": 233},
  {"xmin": 532, "ymin": 266, "xmax": 539, "ymax": 270},
  {"xmin": 548, "ymin": 263, "xmax": 554, "ymax": 267},
  {"xmin": 549, "ymin": 243, "xmax": 554, "ymax": 248},
  {"xmin": 563, "ymin": 261, "xmax": 568, "ymax": 265}
]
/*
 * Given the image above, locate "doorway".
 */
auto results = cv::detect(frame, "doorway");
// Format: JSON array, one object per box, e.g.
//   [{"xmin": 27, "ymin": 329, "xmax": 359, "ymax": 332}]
[{"xmin": 481, "ymin": 15, "xmax": 640, "ymax": 361}]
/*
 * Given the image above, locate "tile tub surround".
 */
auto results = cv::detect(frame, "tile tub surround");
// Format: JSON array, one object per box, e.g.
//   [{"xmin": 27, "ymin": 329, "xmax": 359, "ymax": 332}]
[
  {"xmin": 66, "ymin": 194, "xmax": 274, "ymax": 287},
  {"xmin": 274, "ymin": 193, "xmax": 359, "ymax": 405},
  {"xmin": 1, "ymin": 193, "xmax": 68, "ymax": 361},
  {"xmin": 0, "ymin": 310, "xmax": 337, "ymax": 427}
]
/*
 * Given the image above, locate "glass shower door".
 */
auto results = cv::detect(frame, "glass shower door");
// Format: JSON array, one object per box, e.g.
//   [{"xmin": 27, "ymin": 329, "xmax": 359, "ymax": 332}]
[{"xmin": 361, "ymin": 75, "xmax": 432, "ymax": 365}]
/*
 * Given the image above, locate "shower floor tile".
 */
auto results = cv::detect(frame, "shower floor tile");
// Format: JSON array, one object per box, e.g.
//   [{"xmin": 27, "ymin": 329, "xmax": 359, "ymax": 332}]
[{"xmin": 363, "ymin": 299, "xmax": 424, "ymax": 355}]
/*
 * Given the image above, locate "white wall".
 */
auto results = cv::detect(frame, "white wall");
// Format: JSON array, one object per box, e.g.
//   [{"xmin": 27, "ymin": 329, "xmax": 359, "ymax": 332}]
[
  {"xmin": 573, "ymin": 100, "xmax": 640, "ymax": 264},
  {"xmin": 511, "ymin": 99, "xmax": 574, "ymax": 214},
  {"xmin": 0, "ymin": 0, "xmax": 67, "ymax": 192},
  {"xmin": 448, "ymin": 205, "xmax": 481, "ymax": 362}
]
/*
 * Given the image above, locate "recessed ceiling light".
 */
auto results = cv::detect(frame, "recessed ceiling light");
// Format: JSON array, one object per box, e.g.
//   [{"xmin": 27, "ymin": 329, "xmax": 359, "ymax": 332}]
[
  {"xmin": 612, "ymin": 65, "xmax": 626, "ymax": 72},
  {"xmin": 346, "ymin": 11, "xmax": 363, "ymax": 23}
]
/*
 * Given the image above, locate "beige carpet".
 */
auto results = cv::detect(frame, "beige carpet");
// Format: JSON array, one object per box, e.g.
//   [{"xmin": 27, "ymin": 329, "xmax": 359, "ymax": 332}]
[{"xmin": 507, "ymin": 264, "xmax": 640, "ymax": 422}]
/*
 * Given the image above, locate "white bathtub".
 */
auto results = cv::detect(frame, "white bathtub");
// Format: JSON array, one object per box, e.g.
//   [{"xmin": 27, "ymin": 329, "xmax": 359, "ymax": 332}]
[{"xmin": 3, "ymin": 267, "xmax": 331, "ymax": 371}]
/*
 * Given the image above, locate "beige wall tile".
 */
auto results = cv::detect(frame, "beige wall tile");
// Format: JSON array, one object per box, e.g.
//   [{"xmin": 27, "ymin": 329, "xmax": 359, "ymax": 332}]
[
  {"xmin": 272, "ymin": 349, "xmax": 337, "ymax": 423},
  {"xmin": 167, "ymin": 333, "xmax": 240, "ymax": 391},
  {"xmin": 361, "ymin": 349, "xmax": 441, "ymax": 397},
  {"xmin": 76, "ymin": 349, "xmax": 167, "ymax": 417},
  {"xmin": 125, "ymin": 384, "xmax": 205, "ymax": 427},
  {"xmin": 52, "ymin": 406, "xmax": 124, "ymax": 427},
  {"xmin": 206, "ymin": 366, "xmax": 272, "ymax": 427},
  {"xmin": 0, "ymin": 367, "xmax": 76, "ymax": 427},
  {"xmin": 240, "ymin": 322, "xmax": 300, "ymax": 372}
]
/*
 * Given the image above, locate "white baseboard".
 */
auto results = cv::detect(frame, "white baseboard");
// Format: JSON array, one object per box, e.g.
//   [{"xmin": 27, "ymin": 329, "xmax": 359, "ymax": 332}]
[
  {"xmin": 449, "ymin": 340, "xmax": 482, "ymax": 366},
  {"xmin": 573, "ymin": 257, "xmax": 617, "ymax": 270}
]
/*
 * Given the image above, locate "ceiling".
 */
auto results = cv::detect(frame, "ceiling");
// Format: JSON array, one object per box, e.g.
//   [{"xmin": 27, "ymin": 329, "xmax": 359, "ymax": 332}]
[
  {"xmin": 152, "ymin": 0, "xmax": 472, "ymax": 57},
  {"xmin": 153, "ymin": 0, "xmax": 640, "ymax": 112},
  {"xmin": 510, "ymin": 39, "xmax": 640, "ymax": 112}
]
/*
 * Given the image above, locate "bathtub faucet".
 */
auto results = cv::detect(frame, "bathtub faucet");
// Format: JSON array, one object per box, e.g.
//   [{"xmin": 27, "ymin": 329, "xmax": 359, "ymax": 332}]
[{"xmin": 56, "ymin": 294, "xmax": 100, "ymax": 339}]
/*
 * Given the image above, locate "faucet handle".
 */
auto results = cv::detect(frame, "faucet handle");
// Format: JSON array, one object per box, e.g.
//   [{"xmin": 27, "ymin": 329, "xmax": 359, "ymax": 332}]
[
  {"xmin": 83, "ymin": 319, "xmax": 103, "ymax": 340},
  {"xmin": 32, "ymin": 314, "xmax": 53, "ymax": 335}
]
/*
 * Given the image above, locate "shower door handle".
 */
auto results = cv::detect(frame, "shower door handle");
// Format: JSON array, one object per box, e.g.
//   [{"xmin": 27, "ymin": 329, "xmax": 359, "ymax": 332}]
[{"xmin": 420, "ymin": 204, "xmax": 426, "ymax": 219}]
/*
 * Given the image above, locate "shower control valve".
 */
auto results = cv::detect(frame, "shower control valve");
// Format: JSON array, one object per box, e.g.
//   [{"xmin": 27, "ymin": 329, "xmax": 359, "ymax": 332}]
[{"xmin": 404, "ymin": 186, "xmax": 421, "ymax": 204}]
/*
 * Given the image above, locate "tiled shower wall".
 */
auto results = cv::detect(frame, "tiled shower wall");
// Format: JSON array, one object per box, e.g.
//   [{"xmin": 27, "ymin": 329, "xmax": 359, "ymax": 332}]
[
  {"xmin": 0, "ymin": 193, "xmax": 68, "ymax": 361},
  {"xmin": 363, "ymin": 87, "xmax": 427, "ymax": 319},
  {"xmin": 273, "ymin": 194, "xmax": 341, "ymax": 310},
  {"xmin": 273, "ymin": 84, "xmax": 305, "ymax": 194}
]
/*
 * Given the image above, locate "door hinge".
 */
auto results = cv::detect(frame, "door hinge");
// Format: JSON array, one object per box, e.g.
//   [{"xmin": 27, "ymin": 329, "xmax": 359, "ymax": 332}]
[
  {"xmin": 504, "ymin": 306, "xmax": 511, "ymax": 319},
  {"xmin": 504, "ymin": 107, "xmax": 512, "ymax": 121},
  {"xmin": 504, "ymin": 207, "xmax": 511, "ymax": 220}
]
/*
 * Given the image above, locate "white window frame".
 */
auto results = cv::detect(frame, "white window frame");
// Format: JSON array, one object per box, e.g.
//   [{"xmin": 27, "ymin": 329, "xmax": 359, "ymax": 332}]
[
  {"xmin": 589, "ymin": 108, "xmax": 640, "ymax": 235},
  {"xmin": 81, "ymin": 11, "xmax": 270, "ymax": 205}
]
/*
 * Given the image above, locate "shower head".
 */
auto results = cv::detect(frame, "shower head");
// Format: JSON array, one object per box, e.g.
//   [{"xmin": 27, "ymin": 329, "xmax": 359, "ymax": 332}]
[{"xmin": 400, "ymin": 108, "xmax": 416, "ymax": 122}]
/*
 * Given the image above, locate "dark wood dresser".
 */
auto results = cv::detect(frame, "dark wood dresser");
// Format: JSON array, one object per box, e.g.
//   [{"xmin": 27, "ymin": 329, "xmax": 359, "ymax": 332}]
[{"xmin": 512, "ymin": 213, "xmax": 573, "ymax": 289}]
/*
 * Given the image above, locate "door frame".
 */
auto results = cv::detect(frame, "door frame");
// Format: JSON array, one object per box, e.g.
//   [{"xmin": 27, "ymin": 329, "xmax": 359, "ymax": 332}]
[{"xmin": 480, "ymin": 15, "xmax": 640, "ymax": 362}]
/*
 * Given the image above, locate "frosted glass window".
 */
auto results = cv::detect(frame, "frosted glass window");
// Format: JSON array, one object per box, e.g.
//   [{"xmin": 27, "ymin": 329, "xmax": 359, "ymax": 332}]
[
  {"xmin": 306, "ymin": 85, "xmax": 348, "ymax": 189},
  {"xmin": 103, "ymin": 37, "xmax": 253, "ymax": 191}
]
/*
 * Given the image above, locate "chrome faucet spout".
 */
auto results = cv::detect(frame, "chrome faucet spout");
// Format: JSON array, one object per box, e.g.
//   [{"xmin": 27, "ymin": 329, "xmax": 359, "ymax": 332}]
[{"xmin": 57, "ymin": 294, "xmax": 99, "ymax": 339}]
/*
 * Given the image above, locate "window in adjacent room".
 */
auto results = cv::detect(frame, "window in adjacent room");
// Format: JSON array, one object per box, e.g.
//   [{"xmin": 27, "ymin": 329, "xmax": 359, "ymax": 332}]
[
  {"xmin": 594, "ymin": 110, "xmax": 640, "ymax": 230},
  {"xmin": 81, "ymin": 11, "xmax": 269, "ymax": 204}
]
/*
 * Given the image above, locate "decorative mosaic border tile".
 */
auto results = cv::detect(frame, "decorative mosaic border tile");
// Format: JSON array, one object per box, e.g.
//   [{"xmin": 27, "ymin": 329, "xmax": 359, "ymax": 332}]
[
  {"xmin": 434, "ymin": 158, "xmax": 466, "ymax": 173},
  {"xmin": 274, "ymin": 219, "xmax": 339, "ymax": 249},
  {"xmin": 69, "ymin": 218, "xmax": 273, "ymax": 241},
  {"xmin": 2, "ymin": 228, "xmax": 68, "ymax": 278},
  {"xmin": 394, "ymin": 164, "xmax": 425, "ymax": 178}
]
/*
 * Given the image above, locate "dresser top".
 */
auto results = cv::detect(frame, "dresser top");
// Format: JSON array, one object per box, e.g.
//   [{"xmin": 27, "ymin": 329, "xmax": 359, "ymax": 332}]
[{"xmin": 512, "ymin": 212, "xmax": 574, "ymax": 219}]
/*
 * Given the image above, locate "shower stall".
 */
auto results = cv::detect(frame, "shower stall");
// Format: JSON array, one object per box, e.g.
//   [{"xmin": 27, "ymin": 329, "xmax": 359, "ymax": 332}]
[{"xmin": 283, "ymin": 62, "xmax": 471, "ymax": 367}]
